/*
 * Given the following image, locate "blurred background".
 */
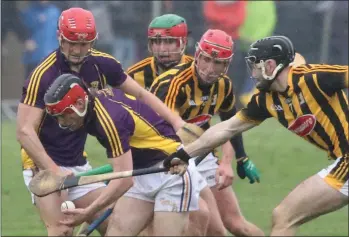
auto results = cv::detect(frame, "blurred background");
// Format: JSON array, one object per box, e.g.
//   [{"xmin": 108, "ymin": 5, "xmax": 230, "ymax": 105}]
[
  {"xmin": 1, "ymin": 1, "xmax": 348, "ymax": 236},
  {"xmin": 1, "ymin": 0, "xmax": 348, "ymax": 120}
]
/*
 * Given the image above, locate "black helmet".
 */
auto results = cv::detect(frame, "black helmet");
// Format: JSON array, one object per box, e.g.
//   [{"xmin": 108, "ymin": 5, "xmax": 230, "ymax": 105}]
[
  {"xmin": 44, "ymin": 74, "xmax": 88, "ymax": 117},
  {"xmin": 245, "ymin": 36, "xmax": 295, "ymax": 91}
]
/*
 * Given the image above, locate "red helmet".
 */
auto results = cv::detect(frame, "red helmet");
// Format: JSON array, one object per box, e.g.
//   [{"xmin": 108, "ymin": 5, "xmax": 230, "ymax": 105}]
[
  {"xmin": 195, "ymin": 29, "xmax": 234, "ymax": 61},
  {"xmin": 58, "ymin": 8, "xmax": 98, "ymax": 42},
  {"xmin": 195, "ymin": 29, "xmax": 234, "ymax": 84},
  {"xmin": 45, "ymin": 74, "xmax": 88, "ymax": 117}
]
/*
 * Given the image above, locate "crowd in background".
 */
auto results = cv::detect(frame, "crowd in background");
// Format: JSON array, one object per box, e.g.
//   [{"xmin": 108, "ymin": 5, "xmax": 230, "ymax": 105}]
[{"xmin": 2, "ymin": 1, "xmax": 348, "ymax": 99}]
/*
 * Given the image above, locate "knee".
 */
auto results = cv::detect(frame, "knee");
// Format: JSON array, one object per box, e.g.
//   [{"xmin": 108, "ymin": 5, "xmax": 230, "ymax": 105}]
[
  {"xmin": 272, "ymin": 204, "xmax": 291, "ymax": 229},
  {"xmin": 222, "ymin": 214, "xmax": 246, "ymax": 234},
  {"xmin": 45, "ymin": 223, "xmax": 73, "ymax": 236}
]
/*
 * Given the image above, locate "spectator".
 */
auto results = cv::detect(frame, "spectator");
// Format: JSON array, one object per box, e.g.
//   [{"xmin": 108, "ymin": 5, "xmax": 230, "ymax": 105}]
[
  {"xmin": 20, "ymin": 1, "xmax": 60, "ymax": 77},
  {"xmin": 1, "ymin": 1, "xmax": 29, "ymax": 43}
]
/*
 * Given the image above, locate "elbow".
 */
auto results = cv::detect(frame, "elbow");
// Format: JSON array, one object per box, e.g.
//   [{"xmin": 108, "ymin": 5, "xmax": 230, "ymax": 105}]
[{"xmin": 16, "ymin": 124, "xmax": 29, "ymax": 143}]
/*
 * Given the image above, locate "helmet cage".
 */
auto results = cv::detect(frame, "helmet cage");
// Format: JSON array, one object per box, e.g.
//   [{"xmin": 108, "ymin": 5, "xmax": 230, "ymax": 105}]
[
  {"xmin": 148, "ymin": 36, "xmax": 185, "ymax": 67},
  {"xmin": 45, "ymin": 83, "xmax": 88, "ymax": 117},
  {"xmin": 195, "ymin": 42, "xmax": 233, "ymax": 81}
]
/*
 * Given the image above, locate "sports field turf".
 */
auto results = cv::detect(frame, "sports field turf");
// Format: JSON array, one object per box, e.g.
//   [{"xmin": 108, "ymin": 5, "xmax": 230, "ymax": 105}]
[{"xmin": 1, "ymin": 119, "xmax": 348, "ymax": 236}]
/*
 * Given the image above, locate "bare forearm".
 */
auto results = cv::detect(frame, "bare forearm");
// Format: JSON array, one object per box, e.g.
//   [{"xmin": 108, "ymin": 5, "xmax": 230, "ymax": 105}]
[
  {"xmin": 16, "ymin": 128, "xmax": 57, "ymax": 170},
  {"xmin": 184, "ymin": 119, "xmax": 238, "ymax": 157},
  {"xmin": 86, "ymin": 178, "xmax": 132, "ymax": 216},
  {"xmin": 220, "ymin": 141, "xmax": 234, "ymax": 164}
]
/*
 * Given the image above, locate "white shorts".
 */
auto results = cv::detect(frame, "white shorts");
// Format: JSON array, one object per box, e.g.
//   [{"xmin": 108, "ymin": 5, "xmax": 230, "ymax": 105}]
[
  {"xmin": 317, "ymin": 156, "xmax": 348, "ymax": 196},
  {"xmin": 189, "ymin": 152, "xmax": 219, "ymax": 189},
  {"xmin": 124, "ymin": 162, "xmax": 205, "ymax": 212},
  {"xmin": 23, "ymin": 162, "xmax": 106, "ymax": 204}
]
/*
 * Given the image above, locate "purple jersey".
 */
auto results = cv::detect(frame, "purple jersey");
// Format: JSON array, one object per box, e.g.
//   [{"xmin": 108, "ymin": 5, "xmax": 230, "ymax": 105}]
[
  {"xmin": 85, "ymin": 88, "xmax": 181, "ymax": 169},
  {"xmin": 20, "ymin": 49, "xmax": 127, "ymax": 167}
]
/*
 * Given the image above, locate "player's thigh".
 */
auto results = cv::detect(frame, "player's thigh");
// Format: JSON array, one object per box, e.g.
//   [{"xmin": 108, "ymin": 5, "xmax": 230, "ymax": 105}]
[
  {"xmin": 273, "ymin": 174, "xmax": 348, "ymax": 226},
  {"xmin": 211, "ymin": 185, "xmax": 243, "ymax": 220},
  {"xmin": 153, "ymin": 211, "xmax": 189, "ymax": 236},
  {"xmin": 34, "ymin": 191, "xmax": 70, "ymax": 228},
  {"xmin": 106, "ymin": 196, "xmax": 154, "ymax": 236},
  {"xmin": 199, "ymin": 186, "xmax": 226, "ymax": 235},
  {"xmin": 73, "ymin": 186, "xmax": 112, "ymax": 223}
]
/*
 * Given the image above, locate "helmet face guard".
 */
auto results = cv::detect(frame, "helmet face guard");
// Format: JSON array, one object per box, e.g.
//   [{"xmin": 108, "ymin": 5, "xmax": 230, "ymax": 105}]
[
  {"xmin": 148, "ymin": 15, "xmax": 188, "ymax": 68},
  {"xmin": 194, "ymin": 29, "xmax": 234, "ymax": 86},
  {"xmin": 148, "ymin": 36, "xmax": 185, "ymax": 67},
  {"xmin": 245, "ymin": 36, "xmax": 296, "ymax": 91},
  {"xmin": 45, "ymin": 83, "xmax": 88, "ymax": 117},
  {"xmin": 195, "ymin": 43, "xmax": 232, "ymax": 85}
]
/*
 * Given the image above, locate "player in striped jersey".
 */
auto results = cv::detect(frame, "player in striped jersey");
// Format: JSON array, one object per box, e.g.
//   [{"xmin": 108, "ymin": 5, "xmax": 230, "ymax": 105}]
[
  {"xmin": 150, "ymin": 29, "xmax": 264, "ymax": 236},
  {"xmin": 16, "ymin": 7, "xmax": 186, "ymax": 236},
  {"xmin": 127, "ymin": 14, "xmax": 193, "ymax": 90},
  {"xmin": 173, "ymin": 35, "xmax": 349, "ymax": 236},
  {"xmin": 43, "ymin": 74, "xmax": 204, "ymax": 236}
]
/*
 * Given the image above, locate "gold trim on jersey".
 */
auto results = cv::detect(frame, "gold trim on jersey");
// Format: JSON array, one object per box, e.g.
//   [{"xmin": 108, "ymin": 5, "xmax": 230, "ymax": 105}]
[
  {"xmin": 165, "ymin": 67, "xmax": 193, "ymax": 111},
  {"xmin": 91, "ymin": 49, "xmax": 121, "ymax": 63},
  {"xmin": 127, "ymin": 57, "xmax": 152, "ymax": 74},
  {"xmin": 94, "ymin": 98, "xmax": 123, "ymax": 157},
  {"xmin": 108, "ymin": 98, "xmax": 179, "ymax": 154},
  {"xmin": 150, "ymin": 57, "xmax": 157, "ymax": 80},
  {"xmin": 24, "ymin": 52, "xmax": 57, "ymax": 106},
  {"xmin": 218, "ymin": 77, "xmax": 235, "ymax": 112}
]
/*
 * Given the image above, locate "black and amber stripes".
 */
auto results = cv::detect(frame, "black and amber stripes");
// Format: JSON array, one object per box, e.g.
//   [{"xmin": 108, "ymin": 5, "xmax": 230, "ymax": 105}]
[
  {"xmin": 24, "ymin": 52, "xmax": 57, "ymax": 106},
  {"xmin": 94, "ymin": 98, "xmax": 123, "ymax": 158},
  {"xmin": 127, "ymin": 57, "xmax": 152, "ymax": 75},
  {"xmin": 292, "ymin": 66, "xmax": 348, "ymax": 158}
]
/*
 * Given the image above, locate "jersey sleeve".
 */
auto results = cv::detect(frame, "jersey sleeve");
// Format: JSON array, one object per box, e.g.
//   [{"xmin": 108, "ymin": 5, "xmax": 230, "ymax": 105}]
[
  {"xmin": 20, "ymin": 61, "xmax": 56, "ymax": 109},
  {"xmin": 237, "ymin": 93, "xmax": 271, "ymax": 124},
  {"xmin": 308, "ymin": 64, "xmax": 348, "ymax": 96},
  {"xmin": 94, "ymin": 98, "xmax": 134, "ymax": 158},
  {"xmin": 94, "ymin": 52, "xmax": 128, "ymax": 87},
  {"xmin": 150, "ymin": 75, "xmax": 187, "ymax": 112},
  {"xmin": 219, "ymin": 78, "xmax": 236, "ymax": 112}
]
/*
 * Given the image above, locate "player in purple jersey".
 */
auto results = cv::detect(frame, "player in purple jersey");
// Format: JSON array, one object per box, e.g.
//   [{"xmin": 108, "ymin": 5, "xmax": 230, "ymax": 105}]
[
  {"xmin": 43, "ymin": 73, "xmax": 204, "ymax": 236},
  {"xmin": 16, "ymin": 7, "xmax": 186, "ymax": 236}
]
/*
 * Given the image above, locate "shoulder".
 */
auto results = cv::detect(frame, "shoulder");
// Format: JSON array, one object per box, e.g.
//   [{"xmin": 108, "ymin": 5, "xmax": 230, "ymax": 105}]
[
  {"xmin": 27, "ymin": 50, "xmax": 59, "ymax": 85},
  {"xmin": 156, "ymin": 62, "xmax": 193, "ymax": 85},
  {"xmin": 90, "ymin": 49, "xmax": 122, "ymax": 66},
  {"xmin": 183, "ymin": 54, "xmax": 194, "ymax": 63},
  {"xmin": 127, "ymin": 57, "xmax": 153, "ymax": 74}
]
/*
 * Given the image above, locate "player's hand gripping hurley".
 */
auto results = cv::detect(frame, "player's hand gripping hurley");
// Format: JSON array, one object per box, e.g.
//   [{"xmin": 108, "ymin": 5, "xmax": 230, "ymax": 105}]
[{"xmin": 29, "ymin": 123, "xmax": 208, "ymax": 197}]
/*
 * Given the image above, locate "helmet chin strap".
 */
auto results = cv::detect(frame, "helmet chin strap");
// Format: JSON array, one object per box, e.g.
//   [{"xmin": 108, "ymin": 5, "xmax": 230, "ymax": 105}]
[{"xmin": 256, "ymin": 61, "xmax": 284, "ymax": 91}]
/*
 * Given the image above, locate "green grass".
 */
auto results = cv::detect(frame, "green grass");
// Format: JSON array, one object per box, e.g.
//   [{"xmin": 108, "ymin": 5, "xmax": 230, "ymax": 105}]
[{"xmin": 1, "ymin": 119, "xmax": 348, "ymax": 236}]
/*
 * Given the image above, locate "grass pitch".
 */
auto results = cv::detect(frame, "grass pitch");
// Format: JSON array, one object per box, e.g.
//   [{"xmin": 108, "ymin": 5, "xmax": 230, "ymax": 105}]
[{"xmin": 1, "ymin": 119, "xmax": 348, "ymax": 236}]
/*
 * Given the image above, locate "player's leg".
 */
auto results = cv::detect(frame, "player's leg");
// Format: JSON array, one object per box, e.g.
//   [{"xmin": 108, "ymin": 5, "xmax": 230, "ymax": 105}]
[
  {"xmin": 106, "ymin": 173, "xmax": 160, "ymax": 236},
  {"xmin": 271, "ymin": 157, "xmax": 348, "ymax": 236},
  {"xmin": 211, "ymin": 186, "xmax": 264, "ymax": 236},
  {"xmin": 61, "ymin": 163, "xmax": 109, "ymax": 235},
  {"xmin": 23, "ymin": 168, "xmax": 73, "ymax": 236},
  {"xmin": 106, "ymin": 196, "xmax": 154, "ymax": 236},
  {"xmin": 185, "ymin": 197, "xmax": 210, "ymax": 236},
  {"xmin": 73, "ymin": 186, "xmax": 111, "ymax": 235},
  {"xmin": 34, "ymin": 192, "xmax": 73, "ymax": 236},
  {"xmin": 200, "ymin": 186, "xmax": 227, "ymax": 236},
  {"xmin": 153, "ymin": 163, "xmax": 205, "ymax": 236},
  {"xmin": 140, "ymin": 197, "xmax": 210, "ymax": 236},
  {"xmin": 187, "ymin": 154, "xmax": 227, "ymax": 236}
]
